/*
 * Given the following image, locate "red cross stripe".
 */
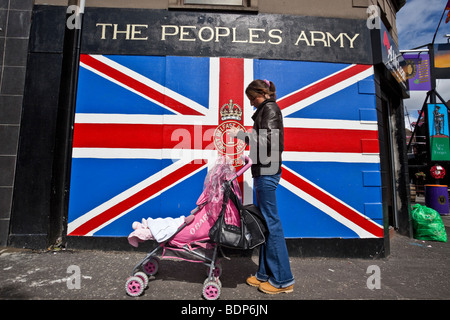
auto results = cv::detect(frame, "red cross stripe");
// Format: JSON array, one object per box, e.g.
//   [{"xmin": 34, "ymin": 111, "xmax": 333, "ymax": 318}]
[
  {"xmin": 72, "ymin": 124, "xmax": 379, "ymax": 154},
  {"xmin": 68, "ymin": 54, "xmax": 383, "ymax": 238}
]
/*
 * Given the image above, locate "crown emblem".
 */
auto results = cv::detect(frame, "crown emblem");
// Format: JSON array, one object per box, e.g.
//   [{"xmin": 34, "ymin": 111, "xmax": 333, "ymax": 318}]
[{"xmin": 220, "ymin": 99, "xmax": 242, "ymax": 121}]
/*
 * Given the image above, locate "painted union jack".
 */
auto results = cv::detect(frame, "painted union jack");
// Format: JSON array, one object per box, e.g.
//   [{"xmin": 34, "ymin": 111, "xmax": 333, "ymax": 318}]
[{"xmin": 67, "ymin": 54, "xmax": 384, "ymax": 239}]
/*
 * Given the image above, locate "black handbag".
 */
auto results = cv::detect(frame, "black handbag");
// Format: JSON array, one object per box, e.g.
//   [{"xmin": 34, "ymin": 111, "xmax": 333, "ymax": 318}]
[
  {"xmin": 209, "ymin": 182, "xmax": 268, "ymax": 249},
  {"xmin": 239, "ymin": 202, "xmax": 268, "ymax": 249}
]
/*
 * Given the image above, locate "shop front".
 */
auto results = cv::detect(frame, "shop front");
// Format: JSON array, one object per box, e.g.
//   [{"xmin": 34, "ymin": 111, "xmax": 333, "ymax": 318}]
[{"xmin": 9, "ymin": 3, "xmax": 411, "ymax": 257}]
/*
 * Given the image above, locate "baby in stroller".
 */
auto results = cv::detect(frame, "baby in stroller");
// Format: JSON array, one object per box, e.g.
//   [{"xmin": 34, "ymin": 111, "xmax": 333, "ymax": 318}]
[
  {"xmin": 125, "ymin": 155, "xmax": 249, "ymax": 299},
  {"xmin": 127, "ymin": 155, "xmax": 242, "ymax": 248},
  {"xmin": 128, "ymin": 215, "xmax": 195, "ymax": 247}
]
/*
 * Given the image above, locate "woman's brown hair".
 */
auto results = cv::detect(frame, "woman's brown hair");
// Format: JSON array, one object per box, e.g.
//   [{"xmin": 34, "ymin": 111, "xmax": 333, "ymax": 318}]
[{"xmin": 245, "ymin": 79, "xmax": 277, "ymax": 101}]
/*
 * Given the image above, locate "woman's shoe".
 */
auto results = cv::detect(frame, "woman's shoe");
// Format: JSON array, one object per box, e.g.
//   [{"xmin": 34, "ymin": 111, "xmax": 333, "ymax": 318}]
[
  {"xmin": 246, "ymin": 276, "xmax": 264, "ymax": 287},
  {"xmin": 258, "ymin": 282, "xmax": 294, "ymax": 294}
]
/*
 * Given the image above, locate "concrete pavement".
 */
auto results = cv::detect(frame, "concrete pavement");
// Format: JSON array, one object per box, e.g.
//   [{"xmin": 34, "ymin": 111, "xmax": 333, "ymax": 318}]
[{"xmin": 0, "ymin": 217, "xmax": 449, "ymax": 303}]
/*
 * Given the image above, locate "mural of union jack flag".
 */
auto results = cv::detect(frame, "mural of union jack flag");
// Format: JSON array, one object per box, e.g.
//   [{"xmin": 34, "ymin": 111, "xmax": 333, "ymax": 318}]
[{"xmin": 67, "ymin": 54, "xmax": 384, "ymax": 239}]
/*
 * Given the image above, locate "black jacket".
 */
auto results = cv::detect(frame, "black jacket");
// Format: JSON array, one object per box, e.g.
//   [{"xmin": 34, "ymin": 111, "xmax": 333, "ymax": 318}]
[{"xmin": 237, "ymin": 99, "xmax": 284, "ymax": 177}]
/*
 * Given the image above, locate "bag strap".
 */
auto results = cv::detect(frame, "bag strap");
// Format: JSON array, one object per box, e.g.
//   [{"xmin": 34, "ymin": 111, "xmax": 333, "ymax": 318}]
[
  {"xmin": 217, "ymin": 182, "xmax": 233, "ymax": 219},
  {"xmin": 228, "ymin": 182, "xmax": 243, "ymax": 212}
]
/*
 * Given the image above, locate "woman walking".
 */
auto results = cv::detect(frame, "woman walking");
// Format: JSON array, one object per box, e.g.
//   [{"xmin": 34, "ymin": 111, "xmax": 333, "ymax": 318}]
[{"xmin": 228, "ymin": 79, "xmax": 294, "ymax": 294}]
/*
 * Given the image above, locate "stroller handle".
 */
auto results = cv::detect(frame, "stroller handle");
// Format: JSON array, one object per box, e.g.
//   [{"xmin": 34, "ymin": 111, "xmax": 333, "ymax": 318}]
[{"xmin": 233, "ymin": 156, "xmax": 252, "ymax": 180}]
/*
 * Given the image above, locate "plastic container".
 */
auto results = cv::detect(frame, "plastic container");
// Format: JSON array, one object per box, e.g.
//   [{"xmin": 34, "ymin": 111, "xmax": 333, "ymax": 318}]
[{"xmin": 425, "ymin": 184, "xmax": 450, "ymax": 216}]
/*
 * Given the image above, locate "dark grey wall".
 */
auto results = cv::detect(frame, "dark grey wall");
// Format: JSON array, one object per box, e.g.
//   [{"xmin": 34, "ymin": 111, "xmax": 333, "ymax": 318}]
[
  {"xmin": 8, "ymin": 4, "xmax": 66, "ymax": 249},
  {"xmin": 0, "ymin": 0, "xmax": 34, "ymax": 246}
]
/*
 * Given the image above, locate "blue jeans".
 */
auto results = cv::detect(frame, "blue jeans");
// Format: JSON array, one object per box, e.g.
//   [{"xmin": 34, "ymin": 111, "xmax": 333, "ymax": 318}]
[{"xmin": 254, "ymin": 173, "xmax": 295, "ymax": 288}]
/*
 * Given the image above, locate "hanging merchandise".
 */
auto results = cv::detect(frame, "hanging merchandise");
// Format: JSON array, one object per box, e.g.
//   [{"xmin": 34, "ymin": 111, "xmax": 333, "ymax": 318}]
[
  {"xmin": 430, "ymin": 165, "xmax": 446, "ymax": 180},
  {"xmin": 427, "ymin": 104, "xmax": 450, "ymax": 161}
]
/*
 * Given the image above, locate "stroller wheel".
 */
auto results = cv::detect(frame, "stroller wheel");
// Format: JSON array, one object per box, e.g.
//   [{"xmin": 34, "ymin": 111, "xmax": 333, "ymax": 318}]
[
  {"xmin": 143, "ymin": 257, "xmax": 159, "ymax": 276},
  {"xmin": 202, "ymin": 281, "xmax": 221, "ymax": 300},
  {"xmin": 125, "ymin": 276, "xmax": 145, "ymax": 297},
  {"xmin": 134, "ymin": 271, "xmax": 149, "ymax": 288},
  {"xmin": 203, "ymin": 277, "xmax": 222, "ymax": 288}
]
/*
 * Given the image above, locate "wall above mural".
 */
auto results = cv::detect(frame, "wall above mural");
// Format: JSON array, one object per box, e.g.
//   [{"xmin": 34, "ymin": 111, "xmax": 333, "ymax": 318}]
[{"xmin": 79, "ymin": 8, "xmax": 373, "ymax": 64}]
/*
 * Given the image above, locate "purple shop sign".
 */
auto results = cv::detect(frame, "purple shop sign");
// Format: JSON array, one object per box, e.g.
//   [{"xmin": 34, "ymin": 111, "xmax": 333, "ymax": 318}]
[{"xmin": 403, "ymin": 53, "xmax": 431, "ymax": 91}]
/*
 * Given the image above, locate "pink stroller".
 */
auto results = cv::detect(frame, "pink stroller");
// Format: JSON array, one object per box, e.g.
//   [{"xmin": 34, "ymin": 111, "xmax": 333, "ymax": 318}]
[{"xmin": 125, "ymin": 156, "xmax": 252, "ymax": 300}]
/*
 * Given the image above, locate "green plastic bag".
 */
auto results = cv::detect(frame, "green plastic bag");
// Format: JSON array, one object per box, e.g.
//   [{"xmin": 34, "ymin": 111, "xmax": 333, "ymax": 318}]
[{"xmin": 411, "ymin": 204, "xmax": 447, "ymax": 242}]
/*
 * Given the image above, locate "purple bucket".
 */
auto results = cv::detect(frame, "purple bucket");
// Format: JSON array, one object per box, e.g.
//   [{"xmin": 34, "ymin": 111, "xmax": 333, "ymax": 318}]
[{"xmin": 425, "ymin": 184, "xmax": 450, "ymax": 216}]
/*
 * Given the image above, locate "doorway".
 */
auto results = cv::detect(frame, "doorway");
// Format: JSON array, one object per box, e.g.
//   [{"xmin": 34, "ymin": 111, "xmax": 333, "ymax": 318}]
[{"xmin": 380, "ymin": 95, "xmax": 399, "ymax": 229}]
